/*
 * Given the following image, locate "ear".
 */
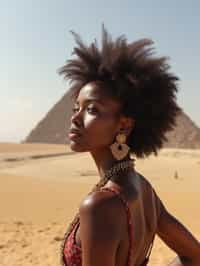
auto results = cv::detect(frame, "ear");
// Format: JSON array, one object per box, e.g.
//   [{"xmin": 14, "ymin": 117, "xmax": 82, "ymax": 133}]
[{"xmin": 118, "ymin": 116, "xmax": 135, "ymax": 137}]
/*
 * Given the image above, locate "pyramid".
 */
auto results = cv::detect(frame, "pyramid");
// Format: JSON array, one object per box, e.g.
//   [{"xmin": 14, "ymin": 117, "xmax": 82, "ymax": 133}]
[{"xmin": 25, "ymin": 92, "xmax": 200, "ymax": 149}]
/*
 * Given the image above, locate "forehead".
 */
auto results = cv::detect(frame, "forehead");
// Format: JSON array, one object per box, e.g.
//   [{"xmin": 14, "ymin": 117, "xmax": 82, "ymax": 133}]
[{"xmin": 76, "ymin": 83, "xmax": 121, "ymax": 110}]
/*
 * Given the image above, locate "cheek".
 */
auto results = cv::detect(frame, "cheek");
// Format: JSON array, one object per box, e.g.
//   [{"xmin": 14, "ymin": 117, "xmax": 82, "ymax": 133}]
[{"xmin": 84, "ymin": 115, "xmax": 117, "ymax": 146}]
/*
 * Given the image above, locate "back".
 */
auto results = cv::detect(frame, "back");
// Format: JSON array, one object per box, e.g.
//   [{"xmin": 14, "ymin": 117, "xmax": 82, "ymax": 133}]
[
  {"xmin": 63, "ymin": 171, "xmax": 162, "ymax": 266},
  {"xmin": 130, "ymin": 172, "xmax": 161, "ymax": 265},
  {"xmin": 102, "ymin": 171, "xmax": 162, "ymax": 265}
]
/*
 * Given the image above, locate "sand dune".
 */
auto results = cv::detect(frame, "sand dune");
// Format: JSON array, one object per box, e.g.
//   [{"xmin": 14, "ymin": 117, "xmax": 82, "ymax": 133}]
[{"xmin": 0, "ymin": 143, "xmax": 199, "ymax": 265}]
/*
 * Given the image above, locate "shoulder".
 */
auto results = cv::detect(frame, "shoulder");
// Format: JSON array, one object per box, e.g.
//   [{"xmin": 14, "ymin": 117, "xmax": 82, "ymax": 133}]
[
  {"xmin": 136, "ymin": 171, "xmax": 153, "ymax": 190},
  {"xmin": 79, "ymin": 189, "xmax": 126, "ymax": 237},
  {"xmin": 79, "ymin": 188, "xmax": 126, "ymax": 220},
  {"xmin": 136, "ymin": 171, "xmax": 164, "ymax": 219},
  {"xmin": 78, "ymin": 189, "xmax": 126, "ymax": 265}
]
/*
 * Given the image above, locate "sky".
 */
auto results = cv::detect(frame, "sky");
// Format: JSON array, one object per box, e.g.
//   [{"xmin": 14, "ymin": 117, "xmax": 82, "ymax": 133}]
[{"xmin": 0, "ymin": 0, "xmax": 200, "ymax": 142}]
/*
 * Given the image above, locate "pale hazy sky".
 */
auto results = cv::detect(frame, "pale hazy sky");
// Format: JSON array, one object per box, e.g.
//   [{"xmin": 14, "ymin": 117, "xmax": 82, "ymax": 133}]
[{"xmin": 0, "ymin": 0, "xmax": 200, "ymax": 142}]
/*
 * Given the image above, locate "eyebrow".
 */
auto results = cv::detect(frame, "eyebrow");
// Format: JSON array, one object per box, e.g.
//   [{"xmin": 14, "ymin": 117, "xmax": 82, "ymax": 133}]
[{"xmin": 75, "ymin": 98, "xmax": 104, "ymax": 105}]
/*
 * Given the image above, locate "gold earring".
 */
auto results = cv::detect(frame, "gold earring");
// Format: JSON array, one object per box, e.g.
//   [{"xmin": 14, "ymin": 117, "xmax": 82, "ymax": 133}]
[{"xmin": 110, "ymin": 133, "xmax": 130, "ymax": 161}]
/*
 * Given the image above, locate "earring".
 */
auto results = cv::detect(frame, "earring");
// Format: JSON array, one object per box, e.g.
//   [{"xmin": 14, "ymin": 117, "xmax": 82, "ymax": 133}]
[{"xmin": 110, "ymin": 133, "xmax": 130, "ymax": 161}]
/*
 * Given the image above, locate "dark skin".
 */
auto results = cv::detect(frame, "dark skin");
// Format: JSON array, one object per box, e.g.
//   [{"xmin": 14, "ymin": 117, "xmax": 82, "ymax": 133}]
[{"xmin": 68, "ymin": 81, "xmax": 200, "ymax": 266}]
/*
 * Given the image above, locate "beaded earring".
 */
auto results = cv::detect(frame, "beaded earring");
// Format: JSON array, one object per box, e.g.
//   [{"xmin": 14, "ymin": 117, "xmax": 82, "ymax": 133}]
[{"xmin": 110, "ymin": 133, "xmax": 130, "ymax": 160}]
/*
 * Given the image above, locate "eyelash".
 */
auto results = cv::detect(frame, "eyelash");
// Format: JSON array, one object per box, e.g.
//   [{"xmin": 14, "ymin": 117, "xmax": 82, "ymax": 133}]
[{"xmin": 72, "ymin": 106, "xmax": 98, "ymax": 114}]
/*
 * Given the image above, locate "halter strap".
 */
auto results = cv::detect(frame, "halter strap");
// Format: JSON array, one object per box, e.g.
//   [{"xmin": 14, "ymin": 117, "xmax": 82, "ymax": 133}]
[
  {"xmin": 100, "ymin": 186, "xmax": 133, "ymax": 265},
  {"xmin": 140, "ymin": 236, "xmax": 155, "ymax": 265},
  {"xmin": 100, "ymin": 186, "xmax": 155, "ymax": 266}
]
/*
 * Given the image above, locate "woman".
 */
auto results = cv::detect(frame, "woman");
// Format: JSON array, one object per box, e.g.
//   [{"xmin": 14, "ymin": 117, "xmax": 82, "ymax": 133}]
[{"xmin": 59, "ymin": 27, "xmax": 200, "ymax": 266}]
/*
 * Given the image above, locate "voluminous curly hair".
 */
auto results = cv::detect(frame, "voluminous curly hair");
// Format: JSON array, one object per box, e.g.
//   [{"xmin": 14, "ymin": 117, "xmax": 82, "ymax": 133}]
[{"xmin": 59, "ymin": 26, "xmax": 182, "ymax": 159}]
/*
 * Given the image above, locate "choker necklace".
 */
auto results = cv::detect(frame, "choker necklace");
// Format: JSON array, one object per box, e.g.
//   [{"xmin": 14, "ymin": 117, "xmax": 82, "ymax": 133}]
[{"xmin": 103, "ymin": 159, "xmax": 135, "ymax": 180}]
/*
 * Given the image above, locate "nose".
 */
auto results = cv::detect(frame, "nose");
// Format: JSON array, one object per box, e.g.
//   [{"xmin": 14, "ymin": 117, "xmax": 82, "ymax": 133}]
[{"xmin": 70, "ymin": 109, "xmax": 83, "ymax": 126}]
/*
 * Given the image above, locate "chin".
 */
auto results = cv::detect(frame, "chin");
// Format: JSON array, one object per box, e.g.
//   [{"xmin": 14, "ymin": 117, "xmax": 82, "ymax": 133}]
[{"xmin": 69, "ymin": 141, "xmax": 87, "ymax": 152}]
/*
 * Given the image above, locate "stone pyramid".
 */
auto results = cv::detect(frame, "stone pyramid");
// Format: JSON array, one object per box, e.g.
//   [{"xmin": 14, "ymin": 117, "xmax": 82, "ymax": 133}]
[{"xmin": 25, "ymin": 92, "xmax": 200, "ymax": 149}]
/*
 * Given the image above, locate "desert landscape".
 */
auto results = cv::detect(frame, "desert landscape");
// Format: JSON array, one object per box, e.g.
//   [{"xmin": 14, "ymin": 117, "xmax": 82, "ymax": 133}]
[{"xmin": 0, "ymin": 142, "xmax": 199, "ymax": 265}]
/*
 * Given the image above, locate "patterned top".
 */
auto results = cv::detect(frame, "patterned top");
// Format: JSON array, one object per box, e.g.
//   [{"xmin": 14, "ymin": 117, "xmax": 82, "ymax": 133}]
[
  {"xmin": 63, "ymin": 186, "xmax": 134, "ymax": 266},
  {"xmin": 63, "ymin": 219, "xmax": 82, "ymax": 266}
]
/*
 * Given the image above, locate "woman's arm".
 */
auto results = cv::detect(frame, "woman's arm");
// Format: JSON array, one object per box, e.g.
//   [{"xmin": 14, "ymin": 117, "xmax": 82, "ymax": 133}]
[{"xmin": 156, "ymin": 202, "xmax": 200, "ymax": 266}]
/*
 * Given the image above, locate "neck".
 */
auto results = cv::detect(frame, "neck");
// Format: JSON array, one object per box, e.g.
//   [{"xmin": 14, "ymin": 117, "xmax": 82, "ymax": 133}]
[{"xmin": 90, "ymin": 147, "xmax": 134, "ymax": 181}]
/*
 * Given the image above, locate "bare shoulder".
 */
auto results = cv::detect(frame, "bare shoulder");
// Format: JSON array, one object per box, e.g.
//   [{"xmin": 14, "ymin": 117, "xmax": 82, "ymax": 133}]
[
  {"xmin": 136, "ymin": 171, "xmax": 153, "ymax": 190},
  {"xmin": 79, "ymin": 189, "xmax": 127, "ymax": 265},
  {"xmin": 79, "ymin": 189, "xmax": 126, "ymax": 235},
  {"xmin": 136, "ymin": 171, "xmax": 164, "ymax": 219},
  {"xmin": 135, "ymin": 171, "xmax": 157, "ymax": 200},
  {"xmin": 79, "ymin": 188, "xmax": 126, "ymax": 219}
]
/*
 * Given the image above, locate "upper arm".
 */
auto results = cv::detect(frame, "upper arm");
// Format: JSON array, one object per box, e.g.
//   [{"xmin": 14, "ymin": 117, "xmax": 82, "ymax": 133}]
[
  {"xmin": 156, "ymin": 202, "xmax": 200, "ymax": 263},
  {"xmin": 79, "ymin": 191, "xmax": 123, "ymax": 266}
]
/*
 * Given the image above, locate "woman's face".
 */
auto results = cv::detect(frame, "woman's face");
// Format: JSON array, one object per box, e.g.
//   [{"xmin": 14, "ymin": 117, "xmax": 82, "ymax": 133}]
[{"xmin": 68, "ymin": 82, "xmax": 123, "ymax": 153}]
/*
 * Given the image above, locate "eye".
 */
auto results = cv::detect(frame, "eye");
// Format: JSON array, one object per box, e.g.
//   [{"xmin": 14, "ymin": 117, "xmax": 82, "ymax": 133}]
[
  {"xmin": 72, "ymin": 106, "xmax": 98, "ymax": 114},
  {"xmin": 87, "ymin": 106, "xmax": 98, "ymax": 114},
  {"xmin": 72, "ymin": 107, "xmax": 79, "ymax": 113}
]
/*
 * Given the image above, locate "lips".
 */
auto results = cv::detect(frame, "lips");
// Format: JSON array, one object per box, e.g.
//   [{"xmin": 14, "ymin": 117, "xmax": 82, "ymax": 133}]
[{"xmin": 68, "ymin": 128, "xmax": 82, "ymax": 137}]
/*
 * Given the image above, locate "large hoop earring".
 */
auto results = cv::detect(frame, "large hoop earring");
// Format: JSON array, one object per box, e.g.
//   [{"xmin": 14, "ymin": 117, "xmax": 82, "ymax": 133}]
[{"xmin": 110, "ymin": 133, "xmax": 130, "ymax": 161}]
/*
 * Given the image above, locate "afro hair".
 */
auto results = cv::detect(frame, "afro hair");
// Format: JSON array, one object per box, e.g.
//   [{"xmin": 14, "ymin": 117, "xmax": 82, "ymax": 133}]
[{"xmin": 59, "ymin": 26, "xmax": 182, "ymax": 158}]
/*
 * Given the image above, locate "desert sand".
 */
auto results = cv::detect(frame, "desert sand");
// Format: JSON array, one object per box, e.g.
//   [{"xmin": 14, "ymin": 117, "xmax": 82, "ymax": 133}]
[{"xmin": 0, "ymin": 142, "xmax": 199, "ymax": 265}]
